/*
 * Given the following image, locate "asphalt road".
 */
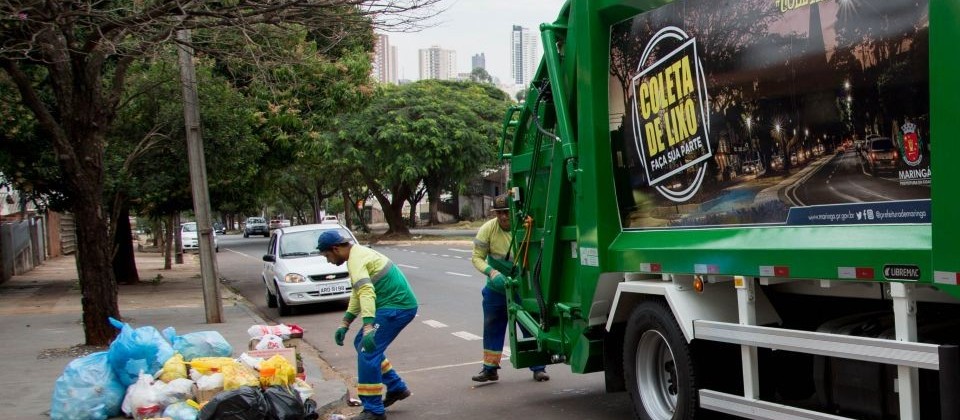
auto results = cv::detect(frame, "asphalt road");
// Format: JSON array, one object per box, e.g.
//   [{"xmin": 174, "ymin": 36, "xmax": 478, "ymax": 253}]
[
  {"xmin": 215, "ymin": 232, "xmax": 635, "ymax": 420},
  {"xmin": 788, "ymin": 150, "xmax": 929, "ymax": 206}
]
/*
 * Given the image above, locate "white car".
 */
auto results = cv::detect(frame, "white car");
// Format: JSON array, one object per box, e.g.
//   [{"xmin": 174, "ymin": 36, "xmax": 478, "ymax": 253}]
[
  {"xmin": 320, "ymin": 215, "xmax": 339, "ymax": 224},
  {"xmin": 181, "ymin": 222, "xmax": 219, "ymax": 253},
  {"xmin": 261, "ymin": 224, "xmax": 355, "ymax": 315}
]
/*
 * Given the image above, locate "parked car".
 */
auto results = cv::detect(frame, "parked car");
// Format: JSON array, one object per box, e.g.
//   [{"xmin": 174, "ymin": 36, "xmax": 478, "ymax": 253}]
[
  {"xmin": 244, "ymin": 217, "xmax": 269, "ymax": 238},
  {"xmin": 261, "ymin": 224, "xmax": 356, "ymax": 315},
  {"xmin": 213, "ymin": 222, "xmax": 226, "ymax": 235},
  {"xmin": 180, "ymin": 222, "xmax": 218, "ymax": 253},
  {"xmin": 320, "ymin": 215, "xmax": 339, "ymax": 224},
  {"xmin": 863, "ymin": 137, "xmax": 899, "ymax": 175},
  {"xmin": 269, "ymin": 219, "xmax": 291, "ymax": 229}
]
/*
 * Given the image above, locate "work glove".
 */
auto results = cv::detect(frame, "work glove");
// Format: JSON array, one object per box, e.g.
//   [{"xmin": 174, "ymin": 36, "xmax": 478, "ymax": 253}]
[
  {"xmin": 333, "ymin": 313, "xmax": 355, "ymax": 346},
  {"xmin": 361, "ymin": 324, "xmax": 378, "ymax": 352},
  {"xmin": 487, "ymin": 272, "xmax": 507, "ymax": 294},
  {"xmin": 334, "ymin": 326, "xmax": 348, "ymax": 346}
]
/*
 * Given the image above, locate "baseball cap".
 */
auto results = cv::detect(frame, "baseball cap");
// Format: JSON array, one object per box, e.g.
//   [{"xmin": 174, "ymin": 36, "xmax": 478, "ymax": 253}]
[
  {"xmin": 316, "ymin": 230, "xmax": 347, "ymax": 252},
  {"xmin": 491, "ymin": 194, "xmax": 510, "ymax": 211}
]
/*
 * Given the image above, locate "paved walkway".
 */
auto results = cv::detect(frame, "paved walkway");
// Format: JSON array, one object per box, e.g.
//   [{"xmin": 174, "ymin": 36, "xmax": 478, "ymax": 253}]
[{"xmin": 0, "ymin": 247, "xmax": 346, "ymax": 419}]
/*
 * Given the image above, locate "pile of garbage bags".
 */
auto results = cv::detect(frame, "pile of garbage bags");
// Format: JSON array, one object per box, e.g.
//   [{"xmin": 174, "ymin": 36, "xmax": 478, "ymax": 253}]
[{"xmin": 49, "ymin": 318, "xmax": 316, "ymax": 420}]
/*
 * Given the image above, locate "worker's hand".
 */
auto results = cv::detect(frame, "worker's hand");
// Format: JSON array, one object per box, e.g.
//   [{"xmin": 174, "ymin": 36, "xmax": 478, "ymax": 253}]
[
  {"xmin": 487, "ymin": 273, "xmax": 507, "ymax": 293},
  {"xmin": 334, "ymin": 326, "xmax": 348, "ymax": 346},
  {"xmin": 361, "ymin": 324, "xmax": 377, "ymax": 352},
  {"xmin": 488, "ymin": 269, "xmax": 500, "ymax": 279}
]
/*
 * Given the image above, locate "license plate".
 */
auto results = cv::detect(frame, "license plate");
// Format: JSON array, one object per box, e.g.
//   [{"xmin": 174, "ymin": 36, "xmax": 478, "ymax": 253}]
[{"xmin": 319, "ymin": 281, "xmax": 348, "ymax": 295}]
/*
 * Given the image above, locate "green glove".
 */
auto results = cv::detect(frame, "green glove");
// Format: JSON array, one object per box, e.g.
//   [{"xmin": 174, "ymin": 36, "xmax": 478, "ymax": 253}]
[
  {"xmin": 361, "ymin": 325, "xmax": 377, "ymax": 352},
  {"xmin": 487, "ymin": 273, "xmax": 507, "ymax": 293},
  {"xmin": 334, "ymin": 326, "xmax": 348, "ymax": 346}
]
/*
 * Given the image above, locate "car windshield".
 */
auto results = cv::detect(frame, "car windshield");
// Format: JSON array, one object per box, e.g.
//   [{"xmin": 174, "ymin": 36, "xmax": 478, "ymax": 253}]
[
  {"xmin": 182, "ymin": 223, "xmax": 197, "ymax": 232},
  {"xmin": 279, "ymin": 228, "xmax": 353, "ymax": 258},
  {"xmin": 870, "ymin": 138, "xmax": 894, "ymax": 151},
  {"xmin": 248, "ymin": 218, "xmax": 265, "ymax": 224}
]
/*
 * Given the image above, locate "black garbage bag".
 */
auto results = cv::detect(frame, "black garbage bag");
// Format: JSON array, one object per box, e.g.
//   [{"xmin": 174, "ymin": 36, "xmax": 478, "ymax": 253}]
[
  {"xmin": 303, "ymin": 398, "xmax": 319, "ymax": 420},
  {"xmin": 264, "ymin": 386, "xmax": 305, "ymax": 420},
  {"xmin": 199, "ymin": 386, "xmax": 271, "ymax": 420}
]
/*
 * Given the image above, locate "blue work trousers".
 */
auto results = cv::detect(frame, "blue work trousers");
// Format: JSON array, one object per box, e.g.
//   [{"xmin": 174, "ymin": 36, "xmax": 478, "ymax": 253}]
[
  {"xmin": 353, "ymin": 306, "xmax": 417, "ymax": 415},
  {"xmin": 481, "ymin": 286, "xmax": 545, "ymax": 373}
]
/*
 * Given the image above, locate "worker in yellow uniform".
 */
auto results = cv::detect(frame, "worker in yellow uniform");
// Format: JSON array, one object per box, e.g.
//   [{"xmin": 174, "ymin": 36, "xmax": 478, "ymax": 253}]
[
  {"xmin": 318, "ymin": 230, "xmax": 418, "ymax": 420},
  {"xmin": 470, "ymin": 193, "xmax": 549, "ymax": 382}
]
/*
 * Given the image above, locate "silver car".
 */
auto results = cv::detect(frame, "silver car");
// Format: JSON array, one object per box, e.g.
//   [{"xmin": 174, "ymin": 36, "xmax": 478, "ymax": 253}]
[{"xmin": 261, "ymin": 224, "xmax": 355, "ymax": 316}]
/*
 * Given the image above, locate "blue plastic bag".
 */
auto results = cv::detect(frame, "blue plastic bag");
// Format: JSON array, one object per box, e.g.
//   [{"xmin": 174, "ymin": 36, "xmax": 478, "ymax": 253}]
[
  {"xmin": 162, "ymin": 327, "xmax": 233, "ymax": 361},
  {"xmin": 107, "ymin": 317, "xmax": 174, "ymax": 386},
  {"xmin": 163, "ymin": 401, "xmax": 200, "ymax": 420},
  {"xmin": 50, "ymin": 351, "xmax": 125, "ymax": 420}
]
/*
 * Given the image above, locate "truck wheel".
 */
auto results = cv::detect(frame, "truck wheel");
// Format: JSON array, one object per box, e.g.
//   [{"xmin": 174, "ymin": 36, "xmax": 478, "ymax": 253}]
[{"xmin": 624, "ymin": 300, "xmax": 698, "ymax": 420}]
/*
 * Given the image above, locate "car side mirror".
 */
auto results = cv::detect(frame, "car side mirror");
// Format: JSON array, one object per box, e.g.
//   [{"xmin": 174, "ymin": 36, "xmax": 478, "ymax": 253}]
[{"xmin": 262, "ymin": 254, "xmax": 276, "ymax": 263}]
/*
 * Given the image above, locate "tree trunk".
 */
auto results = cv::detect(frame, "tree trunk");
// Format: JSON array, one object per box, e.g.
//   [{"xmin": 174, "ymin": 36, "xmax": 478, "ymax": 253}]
[
  {"xmin": 164, "ymin": 216, "xmax": 173, "ymax": 270},
  {"xmin": 174, "ymin": 213, "xmax": 183, "ymax": 264},
  {"xmin": 112, "ymin": 202, "xmax": 140, "ymax": 284},
  {"xmin": 72, "ymin": 196, "xmax": 120, "ymax": 346},
  {"xmin": 427, "ymin": 183, "xmax": 442, "ymax": 225}
]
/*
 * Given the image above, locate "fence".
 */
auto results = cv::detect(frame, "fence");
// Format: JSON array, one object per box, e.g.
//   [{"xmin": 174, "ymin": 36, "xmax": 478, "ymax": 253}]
[{"xmin": 0, "ymin": 218, "xmax": 44, "ymax": 283}]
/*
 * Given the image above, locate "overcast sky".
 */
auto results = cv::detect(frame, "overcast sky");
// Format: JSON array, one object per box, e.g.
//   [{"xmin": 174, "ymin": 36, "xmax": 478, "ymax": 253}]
[{"xmin": 385, "ymin": 0, "xmax": 567, "ymax": 83}]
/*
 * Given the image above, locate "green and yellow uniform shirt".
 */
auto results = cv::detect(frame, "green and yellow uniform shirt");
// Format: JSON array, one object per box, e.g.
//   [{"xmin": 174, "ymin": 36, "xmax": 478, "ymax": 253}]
[
  {"xmin": 472, "ymin": 218, "xmax": 511, "ymax": 293},
  {"xmin": 345, "ymin": 245, "xmax": 418, "ymax": 324}
]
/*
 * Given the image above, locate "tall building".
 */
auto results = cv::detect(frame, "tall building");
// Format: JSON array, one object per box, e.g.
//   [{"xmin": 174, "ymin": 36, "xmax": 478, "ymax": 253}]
[
  {"xmin": 372, "ymin": 34, "xmax": 398, "ymax": 84},
  {"xmin": 511, "ymin": 25, "xmax": 540, "ymax": 86},
  {"xmin": 472, "ymin": 53, "xmax": 486, "ymax": 71},
  {"xmin": 418, "ymin": 45, "xmax": 457, "ymax": 80}
]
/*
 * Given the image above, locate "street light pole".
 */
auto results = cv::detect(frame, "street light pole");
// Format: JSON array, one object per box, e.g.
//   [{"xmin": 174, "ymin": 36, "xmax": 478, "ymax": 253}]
[{"xmin": 177, "ymin": 28, "xmax": 223, "ymax": 323}]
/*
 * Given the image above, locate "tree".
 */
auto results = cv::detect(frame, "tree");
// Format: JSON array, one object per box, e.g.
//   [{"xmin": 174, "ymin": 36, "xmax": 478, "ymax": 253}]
[
  {"xmin": 470, "ymin": 67, "xmax": 493, "ymax": 84},
  {"xmin": 340, "ymin": 80, "xmax": 511, "ymax": 234},
  {"xmin": 0, "ymin": 0, "xmax": 440, "ymax": 346}
]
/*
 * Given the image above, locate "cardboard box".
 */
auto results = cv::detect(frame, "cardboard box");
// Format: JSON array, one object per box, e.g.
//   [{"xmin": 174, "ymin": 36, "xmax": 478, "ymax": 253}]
[
  {"xmin": 191, "ymin": 384, "xmax": 223, "ymax": 403},
  {"xmin": 246, "ymin": 347, "xmax": 297, "ymax": 367}
]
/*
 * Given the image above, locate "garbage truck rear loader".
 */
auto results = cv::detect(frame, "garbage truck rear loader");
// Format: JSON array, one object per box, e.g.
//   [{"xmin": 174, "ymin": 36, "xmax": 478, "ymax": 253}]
[{"xmin": 499, "ymin": 1, "xmax": 960, "ymax": 419}]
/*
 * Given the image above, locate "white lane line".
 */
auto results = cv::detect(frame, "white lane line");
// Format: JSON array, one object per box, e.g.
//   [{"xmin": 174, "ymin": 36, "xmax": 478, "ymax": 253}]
[
  {"xmin": 449, "ymin": 248, "xmax": 471, "ymax": 253},
  {"xmin": 452, "ymin": 331, "xmax": 483, "ymax": 341},
  {"xmin": 430, "ymin": 253, "xmax": 439, "ymax": 256},
  {"xmin": 446, "ymin": 271, "xmax": 472, "ymax": 278},
  {"xmin": 440, "ymin": 254, "xmax": 451, "ymax": 258},
  {"xmin": 453, "ymin": 256, "xmax": 463, "ymax": 259},
  {"xmin": 398, "ymin": 264, "xmax": 419, "ymax": 269},
  {"xmin": 227, "ymin": 249, "xmax": 259, "ymax": 260},
  {"xmin": 422, "ymin": 320, "xmax": 447, "ymax": 328},
  {"xmin": 397, "ymin": 361, "xmax": 479, "ymax": 374}
]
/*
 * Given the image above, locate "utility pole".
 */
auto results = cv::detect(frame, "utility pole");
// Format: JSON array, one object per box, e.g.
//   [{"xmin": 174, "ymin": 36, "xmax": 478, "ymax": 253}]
[{"xmin": 177, "ymin": 28, "xmax": 223, "ymax": 323}]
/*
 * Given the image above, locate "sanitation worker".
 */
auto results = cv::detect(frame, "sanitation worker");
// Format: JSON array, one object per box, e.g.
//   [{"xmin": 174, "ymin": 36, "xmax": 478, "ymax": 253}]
[
  {"xmin": 318, "ymin": 230, "xmax": 418, "ymax": 420},
  {"xmin": 470, "ymin": 193, "xmax": 549, "ymax": 382}
]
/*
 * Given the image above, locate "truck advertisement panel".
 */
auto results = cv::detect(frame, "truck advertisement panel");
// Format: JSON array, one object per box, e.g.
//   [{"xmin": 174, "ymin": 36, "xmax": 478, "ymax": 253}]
[{"xmin": 608, "ymin": 0, "xmax": 931, "ymax": 229}]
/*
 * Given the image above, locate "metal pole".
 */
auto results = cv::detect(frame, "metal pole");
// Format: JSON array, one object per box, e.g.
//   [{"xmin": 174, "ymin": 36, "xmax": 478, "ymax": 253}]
[
  {"xmin": 939, "ymin": 345, "xmax": 959, "ymax": 420},
  {"xmin": 177, "ymin": 28, "xmax": 223, "ymax": 323}
]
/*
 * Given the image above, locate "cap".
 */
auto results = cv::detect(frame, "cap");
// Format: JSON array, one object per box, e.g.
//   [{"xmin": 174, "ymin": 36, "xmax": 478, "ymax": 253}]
[
  {"xmin": 316, "ymin": 230, "xmax": 347, "ymax": 252},
  {"xmin": 491, "ymin": 194, "xmax": 510, "ymax": 211}
]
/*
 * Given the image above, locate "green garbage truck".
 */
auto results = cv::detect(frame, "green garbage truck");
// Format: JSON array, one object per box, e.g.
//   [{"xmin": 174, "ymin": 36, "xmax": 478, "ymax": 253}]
[{"xmin": 498, "ymin": 0, "xmax": 959, "ymax": 419}]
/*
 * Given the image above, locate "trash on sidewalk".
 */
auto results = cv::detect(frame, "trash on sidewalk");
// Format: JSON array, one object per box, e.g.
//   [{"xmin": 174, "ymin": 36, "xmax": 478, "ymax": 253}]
[{"xmin": 49, "ymin": 320, "xmax": 317, "ymax": 420}]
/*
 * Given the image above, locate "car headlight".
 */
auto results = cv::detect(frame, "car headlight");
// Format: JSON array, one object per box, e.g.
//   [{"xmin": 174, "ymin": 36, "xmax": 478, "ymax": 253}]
[{"xmin": 283, "ymin": 273, "xmax": 306, "ymax": 283}]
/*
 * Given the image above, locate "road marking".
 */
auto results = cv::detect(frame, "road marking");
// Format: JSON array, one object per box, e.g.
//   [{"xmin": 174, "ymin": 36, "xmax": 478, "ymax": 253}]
[
  {"xmin": 398, "ymin": 264, "xmax": 419, "ymax": 269},
  {"xmin": 397, "ymin": 361, "xmax": 479, "ymax": 374},
  {"xmin": 422, "ymin": 320, "xmax": 447, "ymax": 328},
  {"xmin": 440, "ymin": 254, "xmax": 451, "ymax": 258},
  {"xmin": 452, "ymin": 331, "xmax": 483, "ymax": 341},
  {"xmin": 227, "ymin": 249, "xmax": 259, "ymax": 260},
  {"xmin": 430, "ymin": 253, "xmax": 439, "ymax": 256},
  {"xmin": 446, "ymin": 271, "xmax": 472, "ymax": 278},
  {"xmin": 449, "ymin": 248, "xmax": 471, "ymax": 253},
  {"xmin": 453, "ymin": 256, "xmax": 463, "ymax": 259}
]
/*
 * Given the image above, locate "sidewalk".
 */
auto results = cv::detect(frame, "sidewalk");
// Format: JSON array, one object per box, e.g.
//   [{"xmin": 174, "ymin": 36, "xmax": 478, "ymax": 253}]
[{"xmin": 0, "ymin": 248, "xmax": 347, "ymax": 418}]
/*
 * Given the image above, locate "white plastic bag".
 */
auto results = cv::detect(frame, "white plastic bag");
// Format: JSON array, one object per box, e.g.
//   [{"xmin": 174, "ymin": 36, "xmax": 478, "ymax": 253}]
[
  {"xmin": 195, "ymin": 372, "xmax": 224, "ymax": 391},
  {"xmin": 255, "ymin": 334, "xmax": 285, "ymax": 350},
  {"xmin": 247, "ymin": 324, "xmax": 293, "ymax": 339},
  {"xmin": 239, "ymin": 353, "xmax": 265, "ymax": 370},
  {"xmin": 158, "ymin": 378, "xmax": 195, "ymax": 405},
  {"xmin": 121, "ymin": 372, "xmax": 164, "ymax": 417}
]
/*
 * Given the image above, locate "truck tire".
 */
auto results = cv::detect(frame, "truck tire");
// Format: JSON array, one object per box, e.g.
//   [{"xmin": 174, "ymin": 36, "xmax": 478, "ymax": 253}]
[{"xmin": 624, "ymin": 300, "xmax": 698, "ymax": 420}]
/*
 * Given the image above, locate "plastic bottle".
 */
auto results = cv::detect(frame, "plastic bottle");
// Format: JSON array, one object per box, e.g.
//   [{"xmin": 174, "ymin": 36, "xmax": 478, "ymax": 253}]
[{"xmin": 328, "ymin": 415, "xmax": 347, "ymax": 420}]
